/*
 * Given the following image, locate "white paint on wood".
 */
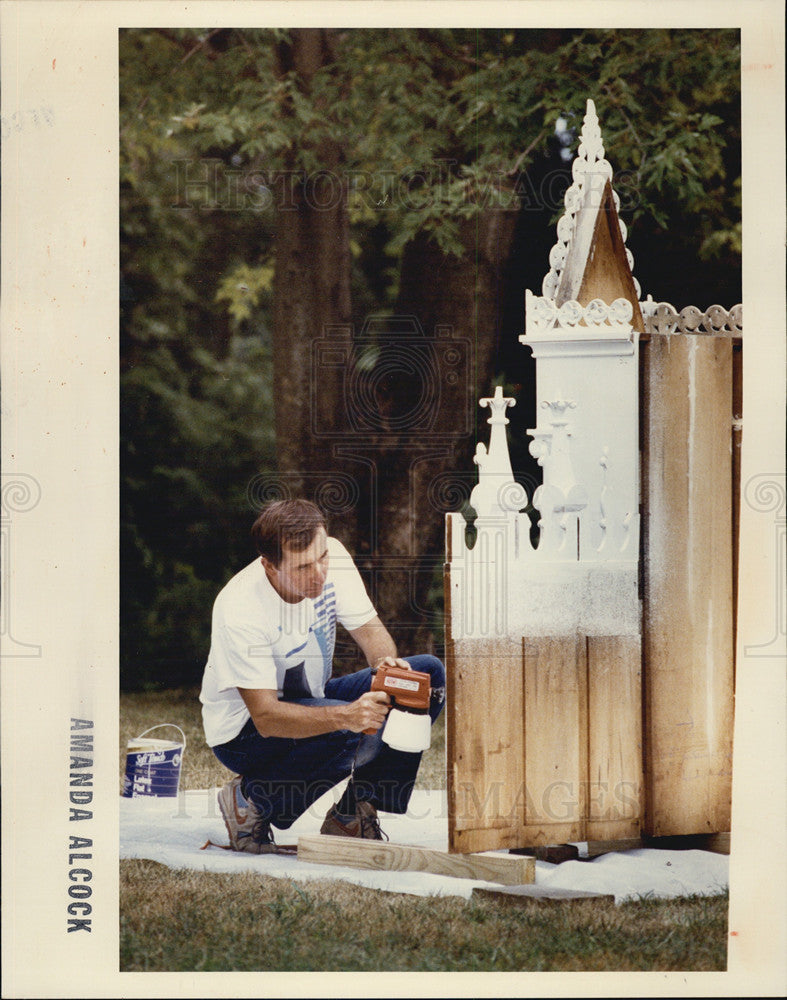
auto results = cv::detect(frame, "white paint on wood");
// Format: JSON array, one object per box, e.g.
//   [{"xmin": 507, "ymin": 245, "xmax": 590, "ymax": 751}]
[
  {"xmin": 542, "ymin": 99, "xmax": 640, "ymax": 303},
  {"xmin": 448, "ymin": 99, "xmax": 645, "ymax": 852},
  {"xmin": 449, "ymin": 99, "xmax": 642, "ymax": 640},
  {"xmin": 470, "ymin": 385, "xmax": 528, "ymax": 519}
]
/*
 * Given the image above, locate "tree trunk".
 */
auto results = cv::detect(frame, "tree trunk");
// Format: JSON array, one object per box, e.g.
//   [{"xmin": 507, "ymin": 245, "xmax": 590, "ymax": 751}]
[
  {"xmin": 271, "ymin": 32, "xmax": 518, "ymax": 659},
  {"xmin": 356, "ymin": 209, "xmax": 519, "ymax": 657},
  {"xmin": 271, "ymin": 29, "xmax": 358, "ymax": 551}
]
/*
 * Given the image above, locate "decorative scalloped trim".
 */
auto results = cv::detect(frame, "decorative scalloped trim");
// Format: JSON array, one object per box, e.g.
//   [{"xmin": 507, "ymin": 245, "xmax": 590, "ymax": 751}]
[
  {"xmin": 526, "ymin": 289, "xmax": 634, "ymax": 333},
  {"xmin": 640, "ymin": 299, "xmax": 743, "ymax": 337}
]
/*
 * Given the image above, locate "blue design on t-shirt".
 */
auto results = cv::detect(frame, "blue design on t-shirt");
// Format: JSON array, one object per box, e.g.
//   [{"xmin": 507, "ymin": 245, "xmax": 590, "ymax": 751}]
[{"xmin": 312, "ymin": 582, "xmax": 337, "ymax": 687}]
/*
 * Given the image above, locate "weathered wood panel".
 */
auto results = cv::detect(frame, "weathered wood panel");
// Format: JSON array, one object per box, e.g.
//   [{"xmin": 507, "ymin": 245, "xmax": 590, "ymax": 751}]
[
  {"xmin": 520, "ymin": 636, "xmax": 586, "ymax": 845},
  {"xmin": 557, "ymin": 179, "xmax": 645, "ymax": 335},
  {"xmin": 447, "ymin": 637, "xmax": 526, "ymax": 852},
  {"xmin": 586, "ymin": 635, "xmax": 643, "ymax": 841},
  {"xmin": 298, "ymin": 835, "xmax": 535, "ymax": 885},
  {"xmin": 450, "ymin": 826, "xmax": 530, "ymax": 854},
  {"xmin": 732, "ymin": 339, "xmax": 742, "ymax": 668},
  {"xmin": 641, "ymin": 333, "xmax": 735, "ymax": 836}
]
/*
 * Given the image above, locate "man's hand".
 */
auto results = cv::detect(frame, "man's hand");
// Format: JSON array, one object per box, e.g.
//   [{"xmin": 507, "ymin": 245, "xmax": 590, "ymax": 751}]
[
  {"xmin": 340, "ymin": 690, "xmax": 391, "ymax": 733},
  {"xmin": 372, "ymin": 655, "xmax": 412, "ymax": 672}
]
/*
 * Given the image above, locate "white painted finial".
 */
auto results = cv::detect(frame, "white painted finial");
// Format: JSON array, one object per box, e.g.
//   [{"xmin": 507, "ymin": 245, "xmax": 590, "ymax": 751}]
[
  {"xmin": 575, "ymin": 99, "xmax": 608, "ymax": 175},
  {"xmin": 481, "ymin": 385, "xmax": 513, "ymax": 426},
  {"xmin": 470, "ymin": 386, "xmax": 527, "ymax": 518},
  {"xmin": 528, "ymin": 393, "xmax": 588, "ymax": 555},
  {"xmin": 539, "ymin": 97, "xmax": 638, "ymax": 301}
]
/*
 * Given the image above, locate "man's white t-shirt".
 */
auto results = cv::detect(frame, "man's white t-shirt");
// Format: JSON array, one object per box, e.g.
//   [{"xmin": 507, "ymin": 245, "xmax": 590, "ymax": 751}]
[{"xmin": 200, "ymin": 536, "xmax": 376, "ymax": 746}]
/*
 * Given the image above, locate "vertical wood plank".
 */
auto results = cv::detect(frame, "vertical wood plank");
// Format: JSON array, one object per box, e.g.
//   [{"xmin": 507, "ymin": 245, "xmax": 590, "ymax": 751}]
[
  {"xmin": 641, "ymin": 334, "xmax": 735, "ymax": 836},
  {"xmin": 521, "ymin": 636, "xmax": 585, "ymax": 844},
  {"xmin": 586, "ymin": 635, "xmax": 643, "ymax": 840},
  {"xmin": 732, "ymin": 340, "xmax": 742, "ymax": 672},
  {"xmin": 448, "ymin": 637, "xmax": 525, "ymax": 852}
]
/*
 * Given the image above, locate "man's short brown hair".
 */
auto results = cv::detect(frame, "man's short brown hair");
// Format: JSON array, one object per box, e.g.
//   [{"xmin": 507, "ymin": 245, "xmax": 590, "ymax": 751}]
[{"xmin": 251, "ymin": 499, "xmax": 327, "ymax": 566}]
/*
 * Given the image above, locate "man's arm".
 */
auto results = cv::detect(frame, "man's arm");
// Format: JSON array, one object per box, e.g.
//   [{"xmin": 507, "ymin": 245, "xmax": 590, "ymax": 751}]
[
  {"xmin": 239, "ymin": 687, "xmax": 390, "ymax": 739},
  {"xmin": 349, "ymin": 615, "xmax": 411, "ymax": 670}
]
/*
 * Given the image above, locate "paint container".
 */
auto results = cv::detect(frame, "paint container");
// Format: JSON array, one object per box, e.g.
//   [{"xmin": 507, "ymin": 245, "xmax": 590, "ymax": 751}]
[{"xmin": 121, "ymin": 724, "xmax": 186, "ymax": 799}]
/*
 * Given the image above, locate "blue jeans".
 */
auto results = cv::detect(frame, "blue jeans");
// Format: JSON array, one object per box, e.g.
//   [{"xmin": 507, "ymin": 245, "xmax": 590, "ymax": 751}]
[{"xmin": 211, "ymin": 654, "xmax": 445, "ymax": 829}]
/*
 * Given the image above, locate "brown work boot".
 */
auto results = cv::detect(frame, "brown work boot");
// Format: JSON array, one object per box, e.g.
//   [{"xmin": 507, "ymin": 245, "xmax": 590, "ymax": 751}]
[
  {"xmin": 217, "ymin": 776, "xmax": 280, "ymax": 854},
  {"xmin": 320, "ymin": 800, "xmax": 388, "ymax": 840}
]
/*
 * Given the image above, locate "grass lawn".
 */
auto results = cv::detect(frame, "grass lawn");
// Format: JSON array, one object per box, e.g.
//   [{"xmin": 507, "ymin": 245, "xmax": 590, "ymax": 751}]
[{"xmin": 120, "ymin": 688, "xmax": 728, "ymax": 972}]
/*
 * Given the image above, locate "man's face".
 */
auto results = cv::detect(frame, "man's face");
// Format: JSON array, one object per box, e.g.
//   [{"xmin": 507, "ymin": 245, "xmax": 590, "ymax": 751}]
[{"xmin": 263, "ymin": 526, "xmax": 329, "ymax": 603}]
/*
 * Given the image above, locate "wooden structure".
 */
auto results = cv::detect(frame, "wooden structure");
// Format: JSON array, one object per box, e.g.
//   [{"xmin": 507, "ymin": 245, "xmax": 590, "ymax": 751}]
[
  {"xmin": 445, "ymin": 100, "xmax": 739, "ymax": 853},
  {"xmin": 640, "ymin": 299, "xmax": 740, "ymax": 836}
]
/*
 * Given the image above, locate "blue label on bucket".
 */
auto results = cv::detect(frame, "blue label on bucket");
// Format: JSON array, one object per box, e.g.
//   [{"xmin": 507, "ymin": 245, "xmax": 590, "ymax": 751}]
[{"xmin": 122, "ymin": 741, "xmax": 183, "ymax": 798}]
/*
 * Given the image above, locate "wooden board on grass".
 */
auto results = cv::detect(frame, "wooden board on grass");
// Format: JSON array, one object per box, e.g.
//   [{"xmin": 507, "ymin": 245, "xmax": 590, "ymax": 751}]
[
  {"xmin": 473, "ymin": 885, "xmax": 615, "ymax": 904},
  {"xmin": 298, "ymin": 835, "xmax": 535, "ymax": 886}
]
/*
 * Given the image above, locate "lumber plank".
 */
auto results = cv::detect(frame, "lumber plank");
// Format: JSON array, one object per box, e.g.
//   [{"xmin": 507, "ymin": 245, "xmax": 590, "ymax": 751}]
[
  {"xmin": 641, "ymin": 334, "xmax": 735, "ymax": 836},
  {"xmin": 452, "ymin": 823, "xmax": 582, "ymax": 854},
  {"xmin": 450, "ymin": 826, "xmax": 535, "ymax": 855},
  {"xmin": 707, "ymin": 831, "xmax": 731, "ymax": 856},
  {"xmin": 509, "ymin": 844, "xmax": 580, "ymax": 864},
  {"xmin": 473, "ymin": 885, "xmax": 615, "ymax": 904},
  {"xmin": 642, "ymin": 832, "xmax": 731, "ymax": 856},
  {"xmin": 522, "ymin": 636, "xmax": 585, "ymax": 841},
  {"xmin": 297, "ymin": 835, "xmax": 535, "ymax": 886},
  {"xmin": 586, "ymin": 635, "xmax": 643, "ymax": 841},
  {"xmin": 583, "ymin": 838, "xmax": 645, "ymax": 859},
  {"xmin": 448, "ymin": 636, "xmax": 526, "ymax": 847},
  {"xmin": 732, "ymin": 341, "xmax": 742, "ymax": 668},
  {"xmin": 576, "ymin": 833, "xmax": 729, "ymax": 859}
]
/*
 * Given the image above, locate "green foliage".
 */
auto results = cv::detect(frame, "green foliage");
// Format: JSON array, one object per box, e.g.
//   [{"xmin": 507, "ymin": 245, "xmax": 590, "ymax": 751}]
[
  {"xmin": 164, "ymin": 27, "xmax": 740, "ymax": 259},
  {"xmin": 215, "ymin": 262, "xmax": 275, "ymax": 324},
  {"xmin": 120, "ymin": 27, "xmax": 741, "ymax": 689},
  {"xmin": 120, "ymin": 29, "xmax": 277, "ymax": 689},
  {"xmin": 121, "ymin": 336, "xmax": 275, "ymax": 689},
  {"xmin": 545, "ymin": 28, "xmax": 741, "ymax": 267}
]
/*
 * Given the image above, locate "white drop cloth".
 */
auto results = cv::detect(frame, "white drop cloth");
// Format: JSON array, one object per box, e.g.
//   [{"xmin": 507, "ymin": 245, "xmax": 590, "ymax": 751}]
[{"xmin": 120, "ymin": 788, "xmax": 729, "ymax": 903}]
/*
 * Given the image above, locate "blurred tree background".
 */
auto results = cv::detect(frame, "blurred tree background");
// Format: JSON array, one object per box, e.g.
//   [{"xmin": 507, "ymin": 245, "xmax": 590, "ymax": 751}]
[{"xmin": 120, "ymin": 27, "xmax": 741, "ymax": 690}]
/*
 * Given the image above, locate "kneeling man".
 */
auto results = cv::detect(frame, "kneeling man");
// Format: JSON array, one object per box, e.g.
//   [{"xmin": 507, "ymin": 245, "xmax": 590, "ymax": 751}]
[{"xmin": 199, "ymin": 498, "xmax": 445, "ymax": 852}]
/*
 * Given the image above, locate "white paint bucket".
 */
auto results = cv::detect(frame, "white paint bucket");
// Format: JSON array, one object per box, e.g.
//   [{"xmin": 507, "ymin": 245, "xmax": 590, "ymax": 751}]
[{"xmin": 121, "ymin": 724, "xmax": 186, "ymax": 799}]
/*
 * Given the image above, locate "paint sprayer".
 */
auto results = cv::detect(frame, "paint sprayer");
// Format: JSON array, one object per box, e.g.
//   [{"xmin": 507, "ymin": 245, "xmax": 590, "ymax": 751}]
[{"xmin": 365, "ymin": 662, "xmax": 433, "ymax": 752}]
